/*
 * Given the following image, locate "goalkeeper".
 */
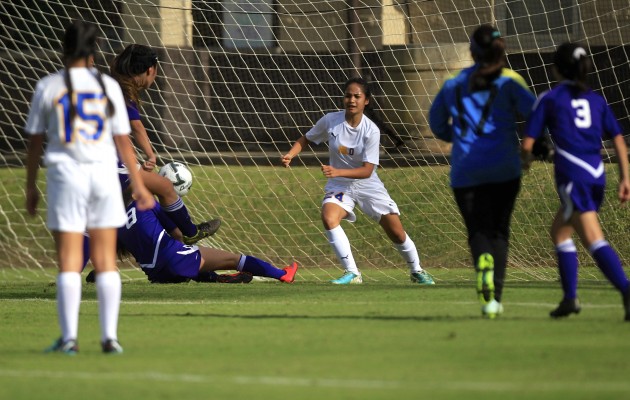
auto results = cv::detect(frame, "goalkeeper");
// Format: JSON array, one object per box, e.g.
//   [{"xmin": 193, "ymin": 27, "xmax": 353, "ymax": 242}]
[{"xmin": 429, "ymin": 24, "xmax": 536, "ymax": 318}]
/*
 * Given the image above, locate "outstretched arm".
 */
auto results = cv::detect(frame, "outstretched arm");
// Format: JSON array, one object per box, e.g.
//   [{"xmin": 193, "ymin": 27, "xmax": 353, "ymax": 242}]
[{"xmin": 281, "ymin": 135, "xmax": 310, "ymax": 167}]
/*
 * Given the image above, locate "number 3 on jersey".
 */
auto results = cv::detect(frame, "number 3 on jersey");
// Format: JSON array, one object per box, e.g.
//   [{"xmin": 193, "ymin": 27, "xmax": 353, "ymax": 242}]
[
  {"xmin": 57, "ymin": 91, "xmax": 106, "ymax": 143},
  {"xmin": 571, "ymin": 99, "xmax": 591, "ymax": 129}
]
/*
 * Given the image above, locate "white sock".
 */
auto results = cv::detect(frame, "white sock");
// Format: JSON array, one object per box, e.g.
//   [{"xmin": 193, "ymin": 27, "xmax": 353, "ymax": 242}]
[
  {"xmin": 326, "ymin": 225, "xmax": 359, "ymax": 275},
  {"xmin": 394, "ymin": 234, "xmax": 422, "ymax": 273},
  {"xmin": 57, "ymin": 272, "xmax": 82, "ymax": 342},
  {"xmin": 96, "ymin": 271, "xmax": 121, "ymax": 342}
]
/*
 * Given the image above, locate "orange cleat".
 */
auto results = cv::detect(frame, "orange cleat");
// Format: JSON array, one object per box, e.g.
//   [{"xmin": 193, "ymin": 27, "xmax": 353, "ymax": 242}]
[{"xmin": 280, "ymin": 262, "xmax": 298, "ymax": 283}]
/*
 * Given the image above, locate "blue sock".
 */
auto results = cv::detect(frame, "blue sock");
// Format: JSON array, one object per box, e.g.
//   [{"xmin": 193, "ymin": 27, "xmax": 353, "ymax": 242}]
[
  {"xmin": 238, "ymin": 255, "xmax": 285, "ymax": 280},
  {"xmin": 556, "ymin": 239, "xmax": 578, "ymax": 300},
  {"xmin": 162, "ymin": 197, "xmax": 197, "ymax": 237},
  {"xmin": 590, "ymin": 240, "xmax": 630, "ymax": 293}
]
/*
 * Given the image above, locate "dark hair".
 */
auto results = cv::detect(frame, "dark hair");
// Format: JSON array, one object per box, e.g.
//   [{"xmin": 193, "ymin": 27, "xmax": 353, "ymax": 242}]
[
  {"xmin": 343, "ymin": 77, "xmax": 404, "ymax": 146},
  {"xmin": 110, "ymin": 44, "xmax": 158, "ymax": 106},
  {"xmin": 62, "ymin": 20, "xmax": 114, "ymax": 121},
  {"xmin": 343, "ymin": 77, "xmax": 372, "ymax": 99},
  {"xmin": 554, "ymin": 42, "xmax": 592, "ymax": 92},
  {"xmin": 469, "ymin": 24, "xmax": 506, "ymax": 91}
]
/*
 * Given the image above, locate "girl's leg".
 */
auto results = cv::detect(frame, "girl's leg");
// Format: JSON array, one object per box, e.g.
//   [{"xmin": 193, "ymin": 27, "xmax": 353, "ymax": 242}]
[
  {"xmin": 88, "ymin": 227, "xmax": 122, "ymax": 348},
  {"xmin": 322, "ymin": 203, "xmax": 360, "ymax": 279},
  {"xmin": 379, "ymin": 214, "xmax": 427, "ymax": 278},
  {"xmin": 52, "ymin": 231, "xmax": 84, "ymax": 346}
]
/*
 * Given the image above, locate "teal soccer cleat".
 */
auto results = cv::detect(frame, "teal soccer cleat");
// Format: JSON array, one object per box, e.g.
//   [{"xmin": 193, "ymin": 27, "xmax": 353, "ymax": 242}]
[
  {"xmin": 410, "ymin": 270, "xmax": 435, "ymax": 285},
  {"xmin": 331, "ymin": 271, "xmax": 362, "ymax": 285},
  {"xmin": 45, "ymin": 338, "xmax": 78, "ymax": 355},
  {"xmin": 102, "ymin": 339, "xmax": 124, "ymax": 354}
]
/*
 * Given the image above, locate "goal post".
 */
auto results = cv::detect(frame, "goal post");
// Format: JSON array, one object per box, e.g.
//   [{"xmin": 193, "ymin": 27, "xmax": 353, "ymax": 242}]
[{"xmin": 1, "ymin": 0, "xmax": 629, "ymax": 282}]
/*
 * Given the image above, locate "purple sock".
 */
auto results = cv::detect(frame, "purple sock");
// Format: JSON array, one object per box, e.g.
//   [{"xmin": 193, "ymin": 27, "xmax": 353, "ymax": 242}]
[
  {"xmin": 556, "ymin": 240, "xmax": 578, "ymax": 300},
  {"xmin": 238, "ymin": 255, "xmax": 285, "ymax": 280},
  {"xmin": 590, "ymin": 241, "xmax": 630, "ymax": 293},
  {"xmin": 162, "ymin": 197, "xmax": 197, "ymax": 237}
]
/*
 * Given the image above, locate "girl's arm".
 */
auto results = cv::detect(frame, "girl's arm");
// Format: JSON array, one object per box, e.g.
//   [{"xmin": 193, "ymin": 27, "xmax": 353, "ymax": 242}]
[
  {"xmin": 612, "ymin": 134, "xmax": 630, "ymax": 204},
  {"xmin": 281, "ymin": 135, "xmax": 310, "ymax": 167},
  {"xmin": 115, "ymin": 135, "xmax": 155, "ymax": 210},
  {"xmin": 130, "ymin": 119, "xmax": 157, "ymax": 171},
  {"xmin": 321, "ymin": 162, "xmax": 375, "ymax": 179},
  {"xmin": 25, "ymin": 133, "xmax": 45, "ymax": 215}
]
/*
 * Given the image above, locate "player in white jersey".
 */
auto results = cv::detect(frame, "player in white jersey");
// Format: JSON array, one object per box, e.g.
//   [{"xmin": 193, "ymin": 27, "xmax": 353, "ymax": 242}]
[
  {"xmin": 24, "ymin": 20, "xmax": 155, "ymax": 354},
  {"xmin": 282, "ymin": 77, "xmax": 434, "ymax": 285}
]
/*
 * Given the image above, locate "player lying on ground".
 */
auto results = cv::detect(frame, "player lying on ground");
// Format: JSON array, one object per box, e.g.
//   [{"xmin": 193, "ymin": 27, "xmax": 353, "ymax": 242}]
[{"xmin": 86, "ymin": 194, "xmax": 298, "ymax": 284}]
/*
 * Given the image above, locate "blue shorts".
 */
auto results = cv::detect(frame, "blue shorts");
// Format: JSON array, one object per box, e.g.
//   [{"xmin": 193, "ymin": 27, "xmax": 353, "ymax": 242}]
[
  {"xmin": 144, "ymin": 240, "xmax": 202, "ymax": 283},
  {"xmin": 557, "ymin": 180, "xmax": 605, "ymax": 221}
]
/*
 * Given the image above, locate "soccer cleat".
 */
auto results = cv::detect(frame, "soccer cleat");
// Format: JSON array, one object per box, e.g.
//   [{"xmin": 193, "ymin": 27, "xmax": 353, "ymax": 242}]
[
  {"xmin": 101, "ymin": 339, "xmax": 124, "ymax": 354},
  {"xmin": 44, "ymin": 338, "xmax": 78, "ymax": 355},
  {"xmin": 549, "ymin": 298, "xmax": 581, "ymax": 318},
  {"xmin": 280, "ymin": 262, "xmax": 298, "ymax": 283},
  {"xmin": 476, "ymin": 253, "xmax": 495, "ymax": 304},
  {"xmin": 216, "ymin": 272, "xmax": 253, "ymax": 284},
  {"xmin": 331, "ymin": 271, "xmax": 362, "ymax": 285},
  {"xmin": 481, "ymin": 299, "xmax": 504, "ymax": 319},
  {"xmin": 410, "ymin": 270, "xmax": 435, "ymax": 285},
  {"xmin": 183, "ymin": 218, "xmax": 222, "ymax": 245},
  {"xmin": 85, "ymin": 269, "xmax": 96, "ymax": 283},
  {"xmin": 623, "ymin": 289, "xmax": 630, "ymax": 322}
]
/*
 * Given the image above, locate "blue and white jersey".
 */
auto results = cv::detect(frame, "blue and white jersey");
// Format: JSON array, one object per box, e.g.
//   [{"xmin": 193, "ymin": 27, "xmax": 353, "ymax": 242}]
[
  {"xmin": 429, "ymin": 65, "xmax": 536, "ymax": 188},
  {"xmin": 306, "ymin": 111, "xmax": 381, "ymax": 185},
  {"xmin": 24, "ymin": 68, "xmax": 130, "ymax": 166},
  {"xmin": 118, "ymin": 201, "xmax": 201, "ymax": 280},
  {"xmin": 525, "ymin": 81, "xmax": 621, "ymax": 185}
]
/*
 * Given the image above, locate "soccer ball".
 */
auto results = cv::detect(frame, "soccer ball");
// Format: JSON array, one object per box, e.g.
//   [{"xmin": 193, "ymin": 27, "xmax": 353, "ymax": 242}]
[{"xmin": 159, "ymin": 161, "xmax": 193, "ymax": 196}]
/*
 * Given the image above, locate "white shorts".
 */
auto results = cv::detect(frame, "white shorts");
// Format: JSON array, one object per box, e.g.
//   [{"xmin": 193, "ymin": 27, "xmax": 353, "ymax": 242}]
[
  {"xmin": 46, "ymin": 160, "xmax": 127, "ymax": 232},
  {"xmin": 322, "ymin": 180, "xmax": 400, "ymax": 223}
]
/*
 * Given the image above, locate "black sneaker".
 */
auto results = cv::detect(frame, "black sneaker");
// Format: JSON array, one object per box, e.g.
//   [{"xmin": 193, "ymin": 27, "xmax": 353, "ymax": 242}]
[
  {"xmin": 102, "ymin": 339, "xmax": 123, "ymax": 354},
  {"xmin": 216, "ymin": 272, "xmax": 253, "ymax": 284},
  {"xmin": 623, "ymin": 289, "xmax": 630, "ymax": 322},
  {"xmin": 85, "ymin": 270, "xmax": 96, "ymax": 283},
  {"xmin": 183, "ymin": 219, "xmax": 221, "ymax": 245},
  {"xmin": 550, "ymin": 298, "xmax": 581, "ymax": 318},
  {"xmin": 44, "ymin": 337, "xmax": 78, "ymax": 355}
]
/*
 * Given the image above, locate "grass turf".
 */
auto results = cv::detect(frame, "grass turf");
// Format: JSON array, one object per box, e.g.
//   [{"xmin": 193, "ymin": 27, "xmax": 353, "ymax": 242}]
[{"xmin": 0, "ymin": 270, "xmax": 629, "ymax": 400}]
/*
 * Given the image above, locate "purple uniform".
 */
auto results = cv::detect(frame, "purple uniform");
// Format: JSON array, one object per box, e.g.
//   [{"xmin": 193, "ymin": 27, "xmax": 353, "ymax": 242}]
[
  {"xmin": 525, "ymin": 81, "xmax": 622, "ymax": 216},
  {"xmin": 119, "ymin": 201, "xmax": 202, "ymax": 283},
  {"xmin": 118, "ymin": 101, "xmax": 142, "ymax": 190}
]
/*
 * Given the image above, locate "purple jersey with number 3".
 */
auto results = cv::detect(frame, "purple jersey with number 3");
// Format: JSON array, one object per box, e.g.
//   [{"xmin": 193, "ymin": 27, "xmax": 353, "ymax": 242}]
[{"xmin": 526, "ymin": 81, "xmax": 622, "ymax": 185}]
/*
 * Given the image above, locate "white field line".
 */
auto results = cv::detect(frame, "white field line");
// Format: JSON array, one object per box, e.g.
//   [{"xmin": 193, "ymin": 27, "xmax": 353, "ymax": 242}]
[
  {"xmin": 0, "ymin": 298, "xmax": 622, "ymax": 309},
  {"xmin": 0, "ymin": 368, "xmax": 629, "ymax": 392}
]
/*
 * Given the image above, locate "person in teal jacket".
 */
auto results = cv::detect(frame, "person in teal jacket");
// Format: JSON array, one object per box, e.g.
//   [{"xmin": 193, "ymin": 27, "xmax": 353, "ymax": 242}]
[{"xmin": 429, "ymin": 24, "xmax": 536, "ymax": 318}]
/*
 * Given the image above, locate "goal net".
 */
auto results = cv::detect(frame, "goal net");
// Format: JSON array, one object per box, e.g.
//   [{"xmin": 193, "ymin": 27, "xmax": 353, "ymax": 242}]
[{"xmin": 1, "ymin": 0, "xmax": 629, "ymax": 282}]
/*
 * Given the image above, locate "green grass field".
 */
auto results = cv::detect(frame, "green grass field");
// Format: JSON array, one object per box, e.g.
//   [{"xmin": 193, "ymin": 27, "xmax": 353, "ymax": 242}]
[{"xmin": 1, "ymin": 268, "xmax": 629, "ymax": 400}]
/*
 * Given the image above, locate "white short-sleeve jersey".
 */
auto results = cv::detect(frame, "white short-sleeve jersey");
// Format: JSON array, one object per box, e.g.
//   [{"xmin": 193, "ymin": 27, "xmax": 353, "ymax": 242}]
[
  {"xmin": 306, "ymin": 111, "xmax": 381, "ymax": 185},
  {"xmin": 24, "ymin": 68, "xmax": 130, "ymax": 165}
]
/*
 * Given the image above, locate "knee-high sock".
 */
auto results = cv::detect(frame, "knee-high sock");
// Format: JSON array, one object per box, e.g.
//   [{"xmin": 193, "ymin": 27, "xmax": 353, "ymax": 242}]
[
  {"xmin": 393, "ymin": 234, "xmax": 422, "ymax": 273},
  {"xmin": 491, "ymin": 236, "xmax": 508, "ymax": 303},
  {"xmin": 590, "ymin": 240, "xmax": 630, "ymax": 293},
  {"xmin": 57, "ymin": 272, "xmax": 82, "ymax": 342},
  {"xmin": 96, "ymin": 271, "xmax": 121, "ymax": 342},
  {"xmin": 326, "ymin": 225, "xmax": 359, "ymax": 274},
  {"xmin": 237, "ymin": 255, "xmax": 285, "ymax": 280},
  {"xmin": 162, "ymin": 197, "xmax": 197, "ymax": 237},
  {"xmin": 556, "ymin": 239, "xmax": 579, "ymax": 300}
]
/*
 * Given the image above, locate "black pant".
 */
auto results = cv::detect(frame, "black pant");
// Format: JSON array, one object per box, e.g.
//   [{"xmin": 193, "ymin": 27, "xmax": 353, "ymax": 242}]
[{"xmin": 453, "ymin": 178, "xmax": 521, "ymax": 302}]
